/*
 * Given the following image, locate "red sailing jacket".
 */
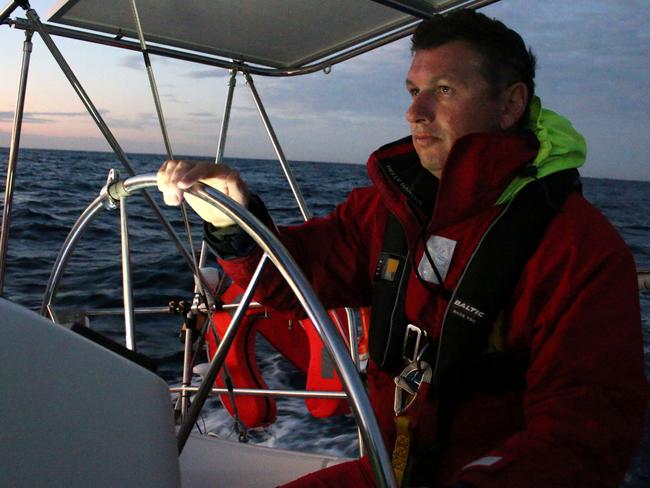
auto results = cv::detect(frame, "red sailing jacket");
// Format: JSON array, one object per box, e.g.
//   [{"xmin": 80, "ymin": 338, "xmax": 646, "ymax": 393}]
[{"xmin": 219, "ymin": 131, "xmax": 648, "ymax": 487}]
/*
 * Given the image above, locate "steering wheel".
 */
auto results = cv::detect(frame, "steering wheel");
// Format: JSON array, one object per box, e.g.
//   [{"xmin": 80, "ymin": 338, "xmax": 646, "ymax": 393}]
[{"xmin": 41, "ymin": 172, "xmax": 396, "ymax": 488}]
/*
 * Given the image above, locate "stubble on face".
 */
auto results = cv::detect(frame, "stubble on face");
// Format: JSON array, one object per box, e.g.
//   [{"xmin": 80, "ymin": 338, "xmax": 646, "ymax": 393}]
[{"xmin": 405, "ymin": 42, "xmax": 504, "ymax": 177}]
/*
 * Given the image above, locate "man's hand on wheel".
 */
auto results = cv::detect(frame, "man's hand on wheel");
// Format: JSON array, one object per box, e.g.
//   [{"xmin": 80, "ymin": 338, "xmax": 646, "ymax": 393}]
[{"xmin": 157, "ymin": 160, "xmax": 250, "ymax": 227}]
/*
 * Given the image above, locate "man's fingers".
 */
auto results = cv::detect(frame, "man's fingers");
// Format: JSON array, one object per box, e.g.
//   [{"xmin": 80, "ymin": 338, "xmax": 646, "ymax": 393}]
[
  {"xmin": 176, "ymin": 162, "xmax": 215, "ymax": 189},
  {"xmin": 156, "ymin": 160, "xmax": 249, "ymax": 228},
  {"xmin": 157, "ymin": 160, "xmax": 183, "ymax": 206},
  {"xmin": 224, "ymin": 169, "xmax": 249, "ymax": 207}
]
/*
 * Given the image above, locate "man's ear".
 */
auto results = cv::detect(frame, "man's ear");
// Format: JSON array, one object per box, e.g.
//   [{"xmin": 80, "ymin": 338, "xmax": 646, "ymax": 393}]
[{"xmin": 499, "ymin": 82, "xmax": 528, "ymax": 130}]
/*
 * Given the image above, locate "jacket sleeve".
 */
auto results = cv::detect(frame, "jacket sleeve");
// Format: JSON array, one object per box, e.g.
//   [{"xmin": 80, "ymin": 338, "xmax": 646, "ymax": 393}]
[
  {"xmin": 217, "ymin": 187, "xmax": 377, "ymax": 313},
  {"xmin": 455, "ymin": 208, "xmax": 648, "ymax": 487}
]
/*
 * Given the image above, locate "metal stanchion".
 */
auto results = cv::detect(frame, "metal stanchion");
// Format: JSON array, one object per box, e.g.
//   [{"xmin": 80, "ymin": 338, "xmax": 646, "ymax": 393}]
[
  {"xmin": 119, "ymin": 197, "xmax": 137, "ymax": 351},
  {"xmin": 177, "ymin": 254, "xmax": 269, "ymax": 452},
  {"xmin": 23, "ymin": 8, "xmax": 198, "ymax": 278},
  {"xmin": 244, "ymin": 72, "xmax": 312, "ymax": 221},
  {"xmin": 0, "ymin": 30, "xmax": 33, "ymax": 294}
]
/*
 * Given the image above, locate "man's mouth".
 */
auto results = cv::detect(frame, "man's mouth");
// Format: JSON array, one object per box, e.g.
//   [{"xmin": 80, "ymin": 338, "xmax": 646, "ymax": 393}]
[{"xmin": 412, "ymin": 133, "xmax": 439, "ymax": 147}]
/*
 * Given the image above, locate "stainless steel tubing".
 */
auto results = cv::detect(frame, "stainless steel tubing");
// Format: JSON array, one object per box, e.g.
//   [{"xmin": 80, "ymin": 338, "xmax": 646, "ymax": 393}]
[
  {"xmin": 23, "ymin": 9, "xmax": 199, "ymax": 279},
  {"xmin": 82, "ymin": 302, "xmax": 264, "ymax": 317},
  {"xmin": 177, "ymin": 253, "xmax": 269, "ymax": 452},
  {"xmin": 180, "ymin": 320, "xmax": 194, "ymax": 417},
  {"xmin": 169, "ymin": 386, "xmax": 347, "ymax": 399},
  {"xmin": 0, "ymin": 0, "xmax": 21, "ymax": 24},
  {"xmin": 40, "ymin": 196, "xmax": 105, "ymax": 317},
  {"xmin": 130, "ymin": 1, "xmax": 205, "ymax": 297},
  {"xmin": 345, "ymin": 307, "xmax": 365, "ymax": 457},
  {"xmin": 131, "ymin": 0, "xmax": 210, "ymax": 311},
  {"xmin": 244, "ymin": 72, "xmax": 312, "ymax": 221},
  {"xmin": 370, "ymin": 0, "xmax": 501, "ymax": 17},
  {"xmin": 83, "ymin": 306, "xmax": 170, "ymax": 316},
  {"xmin": 7, "ymin": 17, "xmax": 419, "ymax": 78},
  {"xmin": 129, "ymin": 0, "xmax": 174, "ymax": 159},
  {"xmin": 216, "ymin": 69, "xmax": 237, "ymax": 165},
  {"xmin": 37, "ymin": 186, "xmax": 251, "ymax": 320},
  {"xmin": 119, "ymin": 197, "xmax": 137, "ymax": 351},
  {"xmin": 196, "ymin": 68, "xmax": 239, "ymax": 271},
  {"xmin": 369, "ymin": 0, "xmax": 434, "ymax": 18},
  {"xmin": 346, "ymin": 309, "xmax": 361, "ymax": 369},
  {"xmin": 116, "ymin": 174, "xmax": 396, "ymax": 488},
  {"xmin": 0, "ymin": 30, "xmax": 32, "ymax": 295}
]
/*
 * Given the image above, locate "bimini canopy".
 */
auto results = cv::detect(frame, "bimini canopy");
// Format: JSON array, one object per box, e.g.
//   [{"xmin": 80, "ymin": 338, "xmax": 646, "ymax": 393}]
[{"xmin": 47, "ymin": 0, "xmax": 496, "ymax": 70}]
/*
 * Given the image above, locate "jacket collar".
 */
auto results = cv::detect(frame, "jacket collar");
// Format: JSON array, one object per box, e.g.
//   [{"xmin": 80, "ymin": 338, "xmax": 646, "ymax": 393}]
[{"xmin": 368, "ymin": 131, "xmax": 539, "ymax": 233}]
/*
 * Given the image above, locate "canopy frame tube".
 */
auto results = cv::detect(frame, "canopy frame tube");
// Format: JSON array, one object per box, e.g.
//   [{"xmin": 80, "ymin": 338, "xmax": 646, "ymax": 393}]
[
  {"xmin": 0, "ymin": 30, "xmax": 33, "ymax": 295},
  {"xmin": 22, "ymin": 7, "xmax": 201, "ymax": 282},
  {"xmin": 4, "ymin": 15, "xmax": 418, "ymax": 78},
  {"xmin": 3, "ymin": 0, "xmax": 499, "ymax": 78},
  {"xmin": 244, "ymin": 72, "xmax": 312, "ymax": 222}
]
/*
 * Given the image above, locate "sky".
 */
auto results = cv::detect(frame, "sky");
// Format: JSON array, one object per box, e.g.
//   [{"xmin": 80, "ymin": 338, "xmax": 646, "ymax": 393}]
[{"xmin": 1, "ymin": 0, "xmax": 649, "ymax": 181}]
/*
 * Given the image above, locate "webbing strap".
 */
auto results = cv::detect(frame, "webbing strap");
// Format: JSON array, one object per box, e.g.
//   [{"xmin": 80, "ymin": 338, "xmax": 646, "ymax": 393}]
[
  {"xmin": 392, "ymin": 415, "xmax": 411, "ymax": 487},
  {"xmin": 420, "ymin": 169, "xmax": 580, "ymax": 484},
  {"xmin": 432, "ymin": 169, "xmax": 580, "ymax": 397},
  {"xmin": 369, "ymin": 212, "xmax": 410, "ymax": 370}
]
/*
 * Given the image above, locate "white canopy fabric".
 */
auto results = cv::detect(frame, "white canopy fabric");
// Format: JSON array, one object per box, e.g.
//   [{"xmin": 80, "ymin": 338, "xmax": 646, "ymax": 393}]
[{"xmin": 47, "ymin": 0, "xmax": 473, "ymax": 69}]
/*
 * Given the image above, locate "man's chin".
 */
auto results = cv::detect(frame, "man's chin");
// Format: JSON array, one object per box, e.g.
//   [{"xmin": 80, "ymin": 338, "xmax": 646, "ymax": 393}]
[
  {"xmin": 419, "ymin": 160, "xmax": 443, "ymax": 177},
  {"xmin": 415, "ymin": 152, "xmax": 444, "ymax": 177}
]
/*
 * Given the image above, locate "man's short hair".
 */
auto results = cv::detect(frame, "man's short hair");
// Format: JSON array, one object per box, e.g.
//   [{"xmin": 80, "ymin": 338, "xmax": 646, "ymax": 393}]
[{"xmin": 412, "ymin": 9, "xmax": 536, "ymax": 128}]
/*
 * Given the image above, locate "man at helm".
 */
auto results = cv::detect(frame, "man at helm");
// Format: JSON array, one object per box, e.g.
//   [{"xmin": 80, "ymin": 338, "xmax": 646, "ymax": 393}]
[{"xmin": 158, "ymin": 10, "xmax": 647, "ymax": 488}]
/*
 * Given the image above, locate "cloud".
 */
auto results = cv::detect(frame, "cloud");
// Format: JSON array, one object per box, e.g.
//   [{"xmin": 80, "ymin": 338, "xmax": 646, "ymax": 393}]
[
  {"xmin": 160, "ymin": 92, "xmax": 183, "ymax": 103},
  {"xmin": 185, "ymin": 69, "xmax": 227, "ymax": 79},
  {"xmin": 0, "ymin": 111, "xmax": 89, "ymax": 124},
  {"xmin": 485, "ymin": 0, "xmax": 650, "ymax": 124},
  {"xmin": 188, "ymin": 111, "xmax": 216, "ymax": 118},
  {"xmin": 118, "ymin": 53, "xmax": 177, "ymax": 70},
  {"xmin": 242, "ymin": 57, "xmax": 410, "ymax": 123},
  {"xmin": 0, "ymin": 108, "xmax": 156, "ymax": 132},
  {"xmin": 104, "ymin": 112, "xmax": 159, "ymax": 130},
  {"xmin": 118, "ymin": 54, "xmax": 143, "ymax": 70}
]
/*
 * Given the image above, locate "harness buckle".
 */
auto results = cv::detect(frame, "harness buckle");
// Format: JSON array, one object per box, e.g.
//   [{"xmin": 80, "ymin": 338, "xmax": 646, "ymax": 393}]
[
  {"xmin": 394, "ymin": 360, "xmax": 432, "ymax": 415},
  {"xmin": 402, "ymin": 323, "xmax": 427, "ymax": 364}
]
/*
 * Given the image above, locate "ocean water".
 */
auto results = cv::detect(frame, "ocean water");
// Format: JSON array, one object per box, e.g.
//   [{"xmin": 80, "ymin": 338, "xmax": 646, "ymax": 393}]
[{"xmin": 1, "ymin": 147, "xmax": 648, "ymax": 486}]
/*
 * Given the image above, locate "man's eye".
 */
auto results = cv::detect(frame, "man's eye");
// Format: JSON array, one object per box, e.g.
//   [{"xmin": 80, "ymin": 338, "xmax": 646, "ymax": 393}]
[
  {"xmin": 437, "ymin": 85, "xmax": 452, "ymax": 94},
  {"xmin": 408, "ymin": 88, "xmax": 419, "ymax": 97}
]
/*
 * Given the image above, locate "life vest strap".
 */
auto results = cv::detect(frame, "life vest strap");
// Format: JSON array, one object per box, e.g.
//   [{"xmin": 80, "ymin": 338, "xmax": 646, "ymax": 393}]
[
  {"xmin": 392, "ymin": 415, "xmax": 411, "ymax": 487},
  {"xmin": 369, "ymin": 212, "xmax": 410, "ymax": 371}
]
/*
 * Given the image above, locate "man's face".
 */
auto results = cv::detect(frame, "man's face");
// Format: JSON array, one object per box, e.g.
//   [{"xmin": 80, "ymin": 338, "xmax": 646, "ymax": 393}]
[{"xmin": 406, "ymin": 41, "xmax": 506, "ymax": 177}]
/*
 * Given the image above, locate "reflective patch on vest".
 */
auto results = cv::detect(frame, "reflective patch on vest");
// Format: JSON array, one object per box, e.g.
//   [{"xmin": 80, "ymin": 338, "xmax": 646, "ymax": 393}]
[
  {"xmin": 463, "ymin": 456, "xmax": 503, "ymax": 470},
  {"xmin": 417, "ymin": 235, "xmax": 456, "ymax": 284}
]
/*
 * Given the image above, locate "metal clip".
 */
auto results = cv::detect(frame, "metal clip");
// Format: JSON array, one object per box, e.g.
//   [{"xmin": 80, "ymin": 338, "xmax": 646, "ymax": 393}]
[
  {"xmin": 393, "ymin": 360, "xmax": 432, "ymax": 416},
  {"xmin": 402, "ymin": 323, "xmax": 427, "ymax": 363},
  {"xmin": 100, "ymin": 168, "xmax": 120, "ymax": 210}
]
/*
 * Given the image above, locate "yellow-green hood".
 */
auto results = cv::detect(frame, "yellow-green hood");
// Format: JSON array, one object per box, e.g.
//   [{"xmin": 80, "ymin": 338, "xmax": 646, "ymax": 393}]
[{"xmin": 496, "ymin": 97, "xmax": 587, "ymax": 205}]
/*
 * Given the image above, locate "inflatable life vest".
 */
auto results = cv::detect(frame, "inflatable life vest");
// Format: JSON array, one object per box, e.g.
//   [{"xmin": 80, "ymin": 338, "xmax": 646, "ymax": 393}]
[{"xmin": 205, "ymin": 281, "xmax": 368, "ymax": 428}]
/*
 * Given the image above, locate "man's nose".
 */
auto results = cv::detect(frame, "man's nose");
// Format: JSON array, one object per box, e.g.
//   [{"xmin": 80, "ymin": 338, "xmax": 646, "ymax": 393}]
[{"xmin": 406, "ymin": 93, "xmax": 433, "ymax": 125}]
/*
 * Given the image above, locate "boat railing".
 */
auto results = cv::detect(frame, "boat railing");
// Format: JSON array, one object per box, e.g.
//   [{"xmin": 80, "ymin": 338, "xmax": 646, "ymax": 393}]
[{"xmin": 46, "ymin": 303, "xmax": 351, "ymax": 404}]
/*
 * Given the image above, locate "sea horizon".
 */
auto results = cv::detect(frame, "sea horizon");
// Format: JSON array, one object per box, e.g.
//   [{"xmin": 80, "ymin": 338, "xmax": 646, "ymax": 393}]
[
  {"xmin": 3, "ymin": 145, "xmax": 649, "ymax": 183},
  {"xmin": 1, "ymin": 145, "xmax": 367, "ymax": 168}
]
